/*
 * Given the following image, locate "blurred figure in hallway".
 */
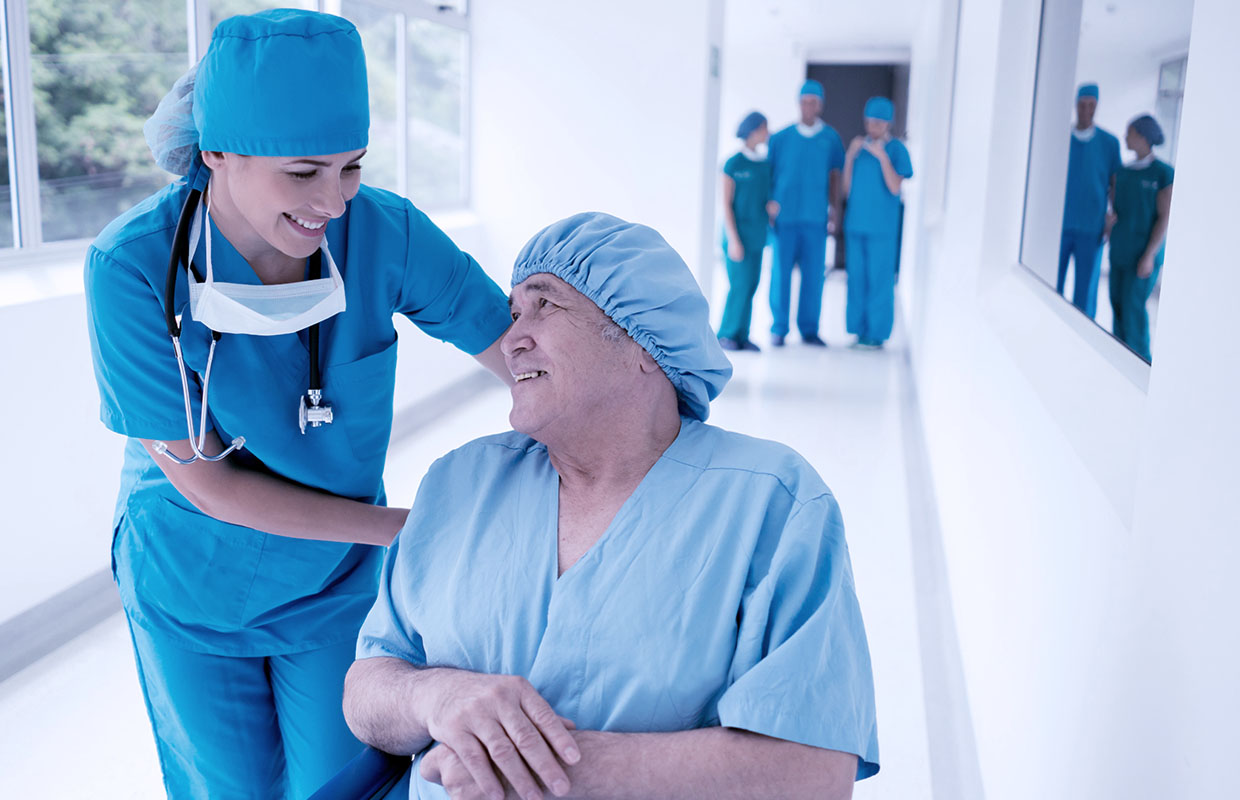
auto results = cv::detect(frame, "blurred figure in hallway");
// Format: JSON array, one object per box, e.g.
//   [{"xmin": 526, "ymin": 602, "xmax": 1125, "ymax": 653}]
[
  {"xmin": 1058, "ymin": 82, "xmax": 1121, "ymax": 319},
  {"xmin": 1109, "ymin": 114, "xmax": 1173, "ymax": 362},
  {"xmin": 718, "ymin": 111, "xmax": 772, "ymax": 352},
  {"xmin": 766, "ymin": 79, "xmax": 844, "ymax": 348},
  {"xmin": 842, "ymin": 96, "xmax": 913, "ymax": 350}
]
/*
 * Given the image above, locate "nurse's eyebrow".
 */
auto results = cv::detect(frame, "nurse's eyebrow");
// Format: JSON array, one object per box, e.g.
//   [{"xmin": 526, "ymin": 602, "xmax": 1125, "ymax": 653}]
[{"xmin": 285, "ymin": 151, "xmax": 368, "ymax": 167}]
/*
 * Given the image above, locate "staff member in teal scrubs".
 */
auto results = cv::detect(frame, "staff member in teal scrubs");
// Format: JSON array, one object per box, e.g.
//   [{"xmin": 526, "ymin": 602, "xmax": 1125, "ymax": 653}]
[
  {"xmin": 841, "ymin": 97, "xmax": 913, "ymax": 350},
  {"xmin": 1109, "ymin": 114, "xmax": 1173, "ymax": 362},
  {"xmin": 83, "ymin": 11, "xmax": 512, "ymax": 798},
  {"xmin": 718, "ymin": 111, "xmax": 771, "ymax": 352},
  {"xmin": 766, "ymin": 80, "xmax": 844, "ymax": 347},
  {"xmin": 1058, "ymin": 83, "xmax": 1122, "ymax": 319}
]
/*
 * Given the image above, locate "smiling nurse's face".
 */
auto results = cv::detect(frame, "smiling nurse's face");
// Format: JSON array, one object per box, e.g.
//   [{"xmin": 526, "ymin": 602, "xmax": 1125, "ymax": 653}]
[{"xmin": 202, "ymin": 148, "xmax": 366, "ymax": 262}]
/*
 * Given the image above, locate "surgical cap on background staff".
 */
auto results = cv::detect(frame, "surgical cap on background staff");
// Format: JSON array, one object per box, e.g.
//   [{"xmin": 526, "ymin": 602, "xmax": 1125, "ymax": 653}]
[{"xmin": 82, "ymin": 9, "xmax": 512, "ymax": 797}]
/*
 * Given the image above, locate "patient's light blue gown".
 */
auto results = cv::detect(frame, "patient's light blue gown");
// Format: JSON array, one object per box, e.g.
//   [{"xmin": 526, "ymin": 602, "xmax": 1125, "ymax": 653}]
[{"xmin": 357, "ymin": 417, "xmax": 881, "ymax": 797}]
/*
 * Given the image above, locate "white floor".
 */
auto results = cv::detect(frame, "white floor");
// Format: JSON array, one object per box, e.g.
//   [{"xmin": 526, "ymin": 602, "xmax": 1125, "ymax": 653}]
[{"xmin": 0, "ymin": 268, "xmax": 933, "ymax": 798}]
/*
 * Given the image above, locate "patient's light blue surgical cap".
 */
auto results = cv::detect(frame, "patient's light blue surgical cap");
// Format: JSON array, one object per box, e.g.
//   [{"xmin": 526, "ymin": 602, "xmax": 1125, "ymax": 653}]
[
  {"xmin": 145, "ymin": 9, "xmax": 368, "ymax": 175},
  {"xmin": 800, "ymin": 79, "xmax": 825, "ymax": 99},
  {"xmin": 511, "ymin": 213, "xmax": 733, "ymax": 421},
  {"xmin": 736, "ymin": 111, "xmax": 767, "ymax": 139},
  {"xmin": 1129, "ymin": 114, "xmax": 1165, "ymax": 147},
  {"xmin": 1077, "ymin": 83, "xmax": 1099, "ymax": 100},
  {"xmin": 864, "ymin": 96, "xmax": 894, "ymax": 122}
]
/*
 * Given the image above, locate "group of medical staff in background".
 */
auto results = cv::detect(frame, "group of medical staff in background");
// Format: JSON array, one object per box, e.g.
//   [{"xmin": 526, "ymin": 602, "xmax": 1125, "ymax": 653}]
[
  {"xmin": 1059, "ymin": 82, "xmax": 1174, "ymax": 362},
  {"xmin": 717, "ymin": 79, "xmax": 913, "ymax": 353}
]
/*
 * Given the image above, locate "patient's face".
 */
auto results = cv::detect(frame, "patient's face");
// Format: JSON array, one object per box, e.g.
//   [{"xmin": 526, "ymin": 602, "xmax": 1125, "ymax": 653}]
[{"xmin": 502, "ymin": 275, "xmax": 639, "ymax": 443}]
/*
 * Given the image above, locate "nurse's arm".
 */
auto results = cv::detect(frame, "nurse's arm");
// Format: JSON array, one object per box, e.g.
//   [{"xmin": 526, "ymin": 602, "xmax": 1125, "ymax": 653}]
[
  {"xmin": 474, "ymin": 329, "xmax": 517, "ymax": 387},
  {"xmin": 140, "ymin": 433, "xmax": 408, "ymax": 546},
  {"xmin": 1141, "ymin": 184, "xmax": 1174, "ymax": 262},
  {"xmin": 721, "ymin": 175, "xmax": 742, "ymax": 245},
  {"xmin": 828, "ymin": 170, "xmax": 842, "ymax": 230},
  {"xmin": 872, "ymin": 149, "xmax": 904, "ymax": 196}
]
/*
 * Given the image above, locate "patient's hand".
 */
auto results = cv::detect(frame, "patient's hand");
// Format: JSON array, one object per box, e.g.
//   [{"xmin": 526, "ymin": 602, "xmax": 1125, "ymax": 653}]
[
  {"xmin": 422, "ymin": 744, "xmax": 507, "ymax": 800},
  {"xmin": 421, "ymin": 671, "xmax": 580, "ymax": 800}
]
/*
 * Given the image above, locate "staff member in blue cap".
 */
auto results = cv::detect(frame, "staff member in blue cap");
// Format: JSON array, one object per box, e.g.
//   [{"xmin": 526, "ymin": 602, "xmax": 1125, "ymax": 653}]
[
  {"xmin": 718, "ymin": 111, "xmax": 771, "ymax": 352},
  {"xmin": 1058, "ymin": 83, "xmax": 1122, "ymax": 319},
  {"xmin": 841, "ymin": 96, "xmax": 913, "ymax": 350},
  {"xmin": 1108, "ymin": 113, "xmax": 1174, "ymax": 361},
  {"xmin": 766, "ymin": 79, "xmax": 845, "ymax": 347},
  {"xmin": 83, "ymin": 9, "xmax": 513, "ymax": 797}
]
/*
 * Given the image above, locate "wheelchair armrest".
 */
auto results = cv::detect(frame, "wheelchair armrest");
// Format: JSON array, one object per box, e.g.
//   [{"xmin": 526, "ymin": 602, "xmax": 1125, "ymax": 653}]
[{"xmin": 308, "ymin": 746, "xmax": 411, "ymax": 800}]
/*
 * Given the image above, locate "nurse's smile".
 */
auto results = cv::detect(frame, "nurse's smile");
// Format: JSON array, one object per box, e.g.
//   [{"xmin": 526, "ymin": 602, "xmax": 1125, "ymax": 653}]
[{"xmin": 284, "ymin": 212, "xmax": 328, "ymax": 237}]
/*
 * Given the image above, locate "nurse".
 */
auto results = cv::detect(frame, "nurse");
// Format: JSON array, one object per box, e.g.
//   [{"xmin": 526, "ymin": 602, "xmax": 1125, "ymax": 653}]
[
  {"xmin": 841, "ymin": 96, "xmax": 913, "ymax": 350},
  {"xmin": 83, "ymin": 10, "xmax": 512, "ymax": 798},
  {"xmin": 345, "ymin": 212, "xmax": 879, "ymax": 799},
  {"xmin": 718, "ymin": 110, "xmax": 772, "ymax": 352},
  {"xmin": 1058, "ymin": 83, "xmax": 1122, "ymax": 319},
  {"xmin": 766, "ymin": 79, "xmax": 845, "ymax": 347},
  {"xmin": 1109, "ymin": 114, "xmax": 1174, "ymax": 362}
]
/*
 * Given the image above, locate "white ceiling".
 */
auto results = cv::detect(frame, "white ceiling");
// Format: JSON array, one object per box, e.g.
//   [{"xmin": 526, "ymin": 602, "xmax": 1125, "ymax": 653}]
[
  {"xmin": 725, "ymin": 0, "xmax": 927, "ymax": 52},
  {"xmin": 1079, "ymin": 0, "xmax": 1195, "ymax": 61}
]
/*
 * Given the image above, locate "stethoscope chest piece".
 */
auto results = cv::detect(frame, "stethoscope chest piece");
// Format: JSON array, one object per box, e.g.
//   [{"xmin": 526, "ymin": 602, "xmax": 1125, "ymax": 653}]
[{"xmin": 299, "ymin": 389, "xmax": 334, "ymax": 434}]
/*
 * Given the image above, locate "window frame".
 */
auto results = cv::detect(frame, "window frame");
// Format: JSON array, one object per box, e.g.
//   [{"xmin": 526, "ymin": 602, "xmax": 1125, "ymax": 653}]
[{"xmin": 0, "ymin": 0, "xmax": 470, "ymax": 262}]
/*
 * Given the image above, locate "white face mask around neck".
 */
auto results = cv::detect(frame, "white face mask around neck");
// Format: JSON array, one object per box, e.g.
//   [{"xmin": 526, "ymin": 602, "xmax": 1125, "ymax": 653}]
[{"xmin": 185, "ymin": 187, "xmax": 346, "ymax": 336}]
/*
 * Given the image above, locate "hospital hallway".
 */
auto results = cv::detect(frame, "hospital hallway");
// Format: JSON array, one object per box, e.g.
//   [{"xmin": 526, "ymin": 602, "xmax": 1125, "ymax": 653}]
[{"xmin": 0, "ymin": 269, "xmax": 938, "ymax": 798}]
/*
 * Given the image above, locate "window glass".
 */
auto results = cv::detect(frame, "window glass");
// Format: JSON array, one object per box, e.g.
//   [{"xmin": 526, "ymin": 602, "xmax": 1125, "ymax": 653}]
[
  {"xmin": 0, "ymin": 54, "xmax": 13, "ymax": 248},
  {"xmin": 29, "ymin": 0, "xmax": 188, "ymax": 243},
  {"xmin": 407, "ymin": 17, "xmax": 466, "ymax": 208},
  {"xmin": 209, "ymin": 0, "xmax": 316, "ymax": 28},
  {"xmin": 342, "ymin": 1, "xmax": 400, "ymax": 193}
]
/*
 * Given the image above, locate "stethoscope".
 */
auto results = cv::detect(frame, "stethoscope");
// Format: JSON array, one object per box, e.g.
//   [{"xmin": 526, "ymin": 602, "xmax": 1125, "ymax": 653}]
[{"xmin": 152, "ymin": 182, "xmax": 334, "ymax": 465}]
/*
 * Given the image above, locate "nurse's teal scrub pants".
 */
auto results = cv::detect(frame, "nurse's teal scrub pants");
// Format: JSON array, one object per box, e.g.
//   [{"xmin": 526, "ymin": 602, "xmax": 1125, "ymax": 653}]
[
  {"xmin": 770, "ymin": 221, "xmax": 827, "ymax": 339},
  {"xmin": 845, "ymin": 232, "xmax": 898, "ymax": 344},
  {"xmin": 718, "ymin": 229, "xmax": 767, "ymax": 344},
  {"xmin": 1109, "ymin": 257, "xmax": 1161, "ymax": 361},
  {"xmin": 127, "ymin": 620, "xmax": 362, "ymax": 799},
  {"xmin": 1057, "ymin": 228, "xmax": 1104, "ymax": 319}
]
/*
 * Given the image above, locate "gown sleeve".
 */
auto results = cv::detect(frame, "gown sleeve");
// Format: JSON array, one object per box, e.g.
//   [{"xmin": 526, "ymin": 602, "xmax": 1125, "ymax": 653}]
[
  {"xmin": 355, "ymin": 530, "xmax": 428, "ymax": 664},
  {"xmin": 84, "ymin": 243, "xmax": 210, "ymax": 441},
  {"xmin": 396, "ymin": 203, "xmax": 511, "ymax": 356},
  {"xmin": 715, "ymin": 492, "xmax": 880, "ymax": 780}
]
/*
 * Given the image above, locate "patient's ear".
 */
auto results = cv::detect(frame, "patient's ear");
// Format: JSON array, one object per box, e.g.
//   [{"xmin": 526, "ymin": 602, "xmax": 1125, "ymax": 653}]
[{"xmin": 635, "ymin": 348, "xmax": 661, "ymax": 374}]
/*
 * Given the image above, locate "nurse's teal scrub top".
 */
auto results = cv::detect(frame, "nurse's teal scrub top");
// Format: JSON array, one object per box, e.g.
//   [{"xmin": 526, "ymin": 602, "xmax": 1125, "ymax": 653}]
[
  {"xmin": 1110, "ymin": 159, "xmax": 1175, "ymax": 267},
  {"xmin": 84, "ymin": 181, "xmax": 511, "ymax": 656}
]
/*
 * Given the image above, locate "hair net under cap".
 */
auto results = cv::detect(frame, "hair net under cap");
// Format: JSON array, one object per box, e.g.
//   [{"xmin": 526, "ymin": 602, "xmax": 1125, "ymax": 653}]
[
  {"xmin": 194, "ymin": 9, "xmax": 368, "ymax": 156},
  {"xmin": 511, "ymin": 212, "xmax": 733, "ymax": 421}
]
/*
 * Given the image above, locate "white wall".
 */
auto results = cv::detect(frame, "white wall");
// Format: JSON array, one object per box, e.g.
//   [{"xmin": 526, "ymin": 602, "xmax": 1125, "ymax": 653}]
[
  {"xmin": 469, "ymin": 0, "xmax": 723, "ymax": 291},
  {"xmin": 910, "ymin": 0, "xmax": 1238, "ymax": 797}
]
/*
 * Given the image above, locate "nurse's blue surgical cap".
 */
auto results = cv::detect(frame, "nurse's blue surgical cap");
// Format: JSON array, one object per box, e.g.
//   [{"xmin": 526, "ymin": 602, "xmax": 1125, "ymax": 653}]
[
  {"xmin": 864, "ymin": 96, "xmax": 894, "ymax": 122},
  {"xmin": 1129, "ymin": 114, "xmax": 1165, "ymax": 147},
  {"xmin": 1078, "ymin": 83, "xmax": 1099, "ymax": 100},
  {"xmin": 800, "ymin": 79, "xmax": 825, "ymax": 99},
  {"xmin": 511, "ymin": 213, "xmax": 733, "ymax": 421},
  {"xmin": 736, "ymin": 111, "xmax": 767, "ymax": 139},
  {"xmin": 145, "ymin": 9, "xmax": 368, "ymax": 175}
]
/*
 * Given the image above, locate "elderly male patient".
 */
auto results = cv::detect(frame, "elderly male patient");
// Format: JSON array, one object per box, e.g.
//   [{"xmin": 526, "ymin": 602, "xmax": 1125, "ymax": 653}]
[{"xmin": 343, "ymin": 212, "xmax": 880, "ymax": 800}]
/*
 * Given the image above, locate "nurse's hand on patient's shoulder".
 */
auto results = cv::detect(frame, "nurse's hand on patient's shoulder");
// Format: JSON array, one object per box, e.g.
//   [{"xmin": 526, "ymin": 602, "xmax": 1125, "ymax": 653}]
[{"xmin": 420, "ymin": 670, "xmax": 580, "ymax": 800}]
